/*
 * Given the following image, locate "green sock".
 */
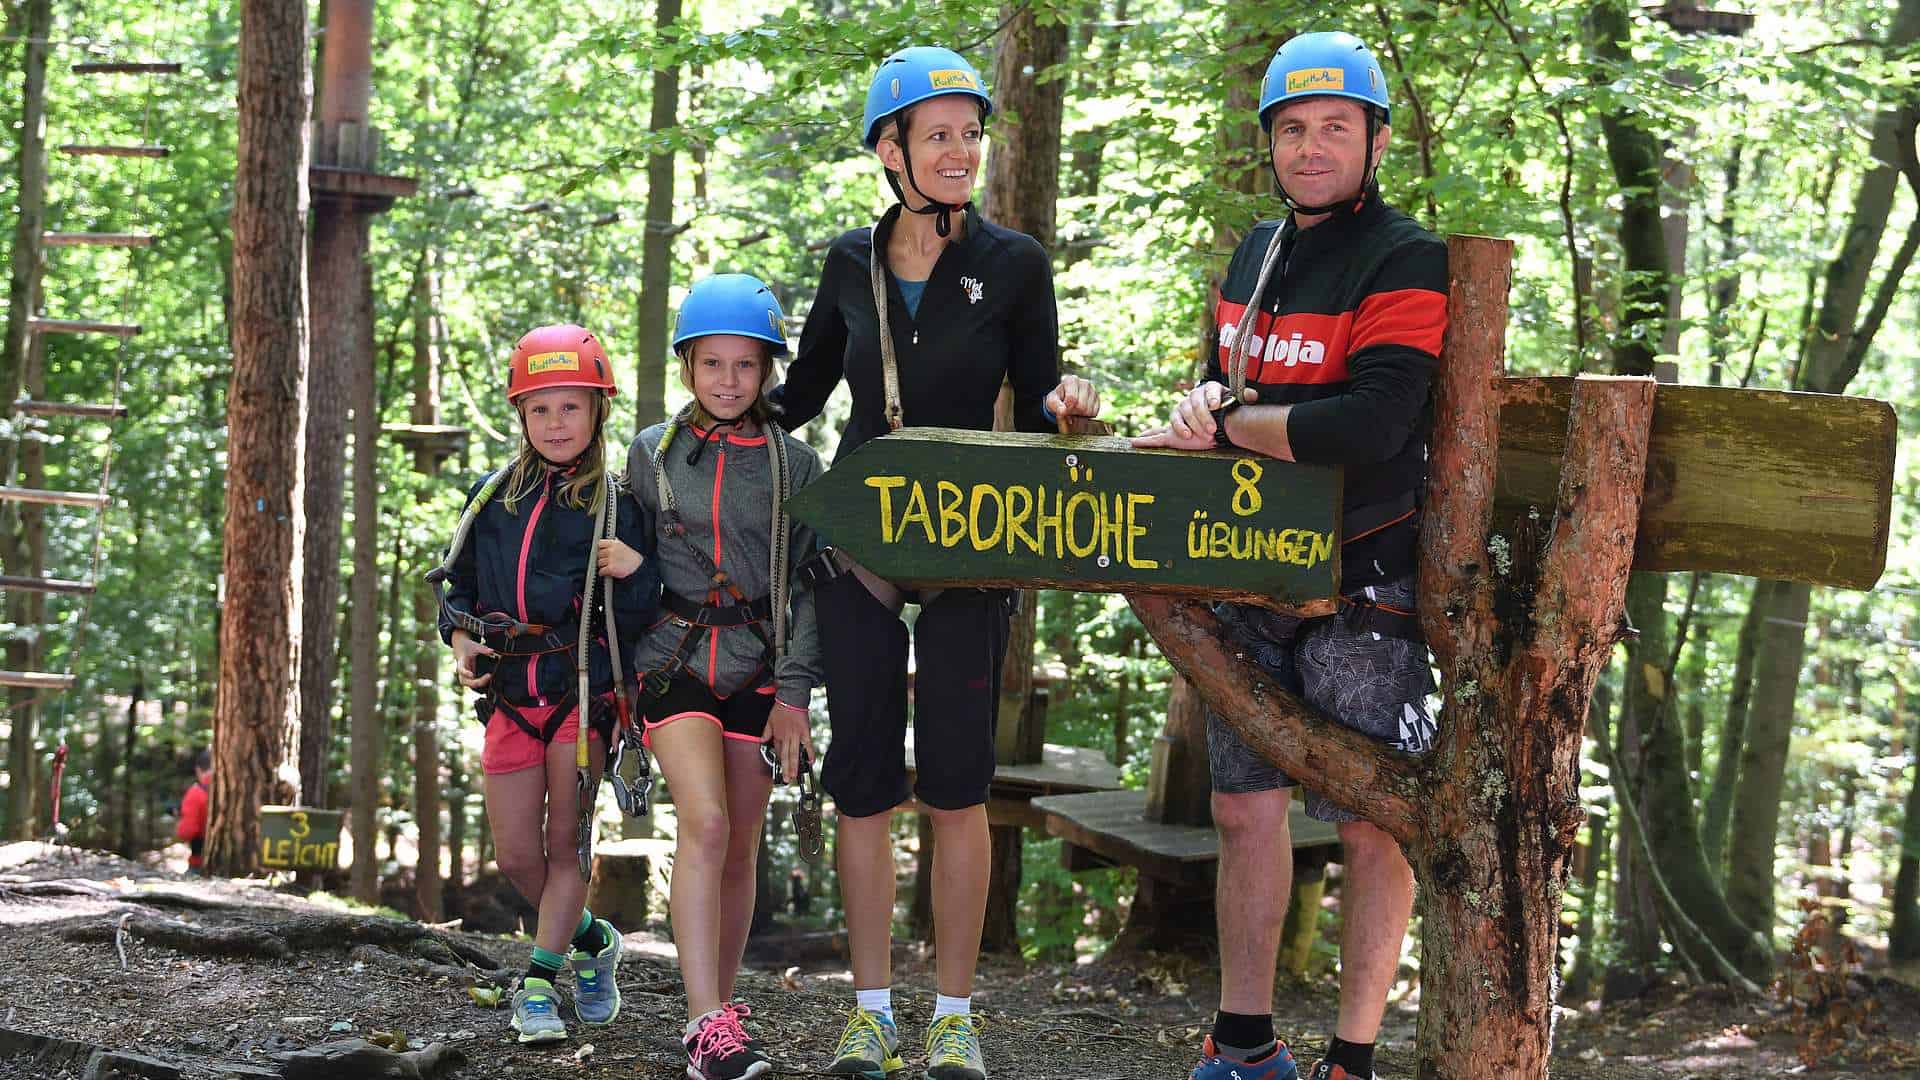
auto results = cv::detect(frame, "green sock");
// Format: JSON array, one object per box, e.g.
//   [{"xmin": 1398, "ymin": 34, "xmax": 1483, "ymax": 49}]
[
  {"xmin": 570, "ymin": 909, "xmax": 608, "ymax": 955},
  {"xmin": 527, "ymin": 946, "xmax": 567, "ymax": 986}
]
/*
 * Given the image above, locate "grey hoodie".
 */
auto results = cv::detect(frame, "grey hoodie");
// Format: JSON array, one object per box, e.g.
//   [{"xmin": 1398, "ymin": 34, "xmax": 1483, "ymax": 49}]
[{"xmin": 627, "ymin": 419, "xmax": 825, "ymax": 709}]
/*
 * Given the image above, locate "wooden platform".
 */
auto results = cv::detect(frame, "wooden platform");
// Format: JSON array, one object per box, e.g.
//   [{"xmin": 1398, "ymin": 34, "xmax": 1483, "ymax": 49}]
[
  {"xmin": 901, "ymin": 741, "xmax": 1123, "ymax": 828},
  {"xmin": 1033, "ymin": 788, "xmax": 1339, "ymax": 886}
]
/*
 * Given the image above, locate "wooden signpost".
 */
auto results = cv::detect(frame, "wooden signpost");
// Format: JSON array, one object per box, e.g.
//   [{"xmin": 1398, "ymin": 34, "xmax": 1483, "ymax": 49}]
[
  {"xmin": 781, "ymin": 235, "xmax": 1897, "ymax": 1080},
  {"xmin": 258, "ymin": 806, "xmax": 343, "ymax": 871}
]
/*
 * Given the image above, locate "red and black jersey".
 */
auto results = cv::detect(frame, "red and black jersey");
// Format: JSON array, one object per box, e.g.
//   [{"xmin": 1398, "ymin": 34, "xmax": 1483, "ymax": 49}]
[{"xmin": 1207, "ymin": 197, "xmax": 1448, "ymax": 589}]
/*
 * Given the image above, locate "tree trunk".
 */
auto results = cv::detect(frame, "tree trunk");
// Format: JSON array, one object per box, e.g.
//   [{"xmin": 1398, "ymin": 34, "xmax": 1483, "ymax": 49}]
[
  {"xmin": 299, "ymin": 191, "xmax": 369, "ymax": 812},
  {"xmin": 973, "ymin": 1, "xmax": 1070, "ymax": 957},
  {"xmin": 210, "ymin": 0, "xmax": 313, "ymax": 875},
  {"xmin": 118, "ymin": 681, "xmax": 143, "ymax": 856},
  {"xmin": 1702, "ymin": 576, "xmax": 1767, "ymax": 874},
  {"xmin": 411, "ymin": 257, "xmax": 444, "ymax": 923},
  {"xmin": 633, "ymin": 0, "xmax": 681, "ymax": 430},
  {"xmin": 1, "ymin": 0, "xmax": 50, "ymax": 841},
  {"xmin": 1563, "ymin": 683, "xmax": 1612, "ymax": 1001},
  {"xmin": 446, "ymin": 745, "xmax": 466, "ymax": 890},
  {"xmin": 347, "ymin": 265, "xmax": 383, "ymax": 904},
  {"xmin": 1890, "ymin": 709, "xmax": 1920, "ymax": 964},
  {"xmin": 1723, "ymin": 0, "xmax": 1920, "ymax": 937},
  {"xmin": 1605, "ymin": 577, "xmax": 1664, "ymax": 993},
  {"xmin": 1132, "ymin": 237, "xmax": 1655, "ymax": 1076}
]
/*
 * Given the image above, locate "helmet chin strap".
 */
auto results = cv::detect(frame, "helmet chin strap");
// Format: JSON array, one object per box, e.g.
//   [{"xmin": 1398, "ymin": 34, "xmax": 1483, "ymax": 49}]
[
  {"xmin": 883, "ymin": 110, "xmax": 964, "ymax": 238},
  {"xmin": 1270, "ymin": 107, "xmax": 1382, "ymax": 217}
]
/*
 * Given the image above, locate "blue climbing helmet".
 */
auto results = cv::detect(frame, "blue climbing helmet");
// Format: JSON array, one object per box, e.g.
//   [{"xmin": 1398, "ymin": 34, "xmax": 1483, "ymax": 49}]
[
  {"xmin": 1258, "ymin": 31, "xmax": 1390, "ymax": 132},
  {"xmin": 672, "ymin": 273, "xmax": 789, "ymax": 357},
  {"xmin": 861, "ymin": 46, "xmax": 993, "ymax": 148}
]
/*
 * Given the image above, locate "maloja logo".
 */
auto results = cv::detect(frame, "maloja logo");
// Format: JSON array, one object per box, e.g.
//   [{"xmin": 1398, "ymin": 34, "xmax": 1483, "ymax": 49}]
[{"xmin": 1218, "ymin": 321, "xmax": 1326, "ymax": 366}]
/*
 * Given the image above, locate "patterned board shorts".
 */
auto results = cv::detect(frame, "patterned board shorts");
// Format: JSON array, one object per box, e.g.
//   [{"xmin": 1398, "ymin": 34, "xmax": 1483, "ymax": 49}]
[{"xmin": 1205, "ymin": 575, "xmax": 1439, "ymax": 823}]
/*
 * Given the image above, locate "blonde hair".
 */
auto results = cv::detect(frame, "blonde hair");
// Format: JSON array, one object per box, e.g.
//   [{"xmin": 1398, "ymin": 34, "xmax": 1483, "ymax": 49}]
[{"xmin": 499, "ymin": 394, "xmax": 610, "ymax": 514}]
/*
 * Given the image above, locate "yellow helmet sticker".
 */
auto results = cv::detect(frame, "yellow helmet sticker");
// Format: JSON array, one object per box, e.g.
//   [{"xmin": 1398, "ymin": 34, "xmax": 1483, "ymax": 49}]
[
  {"xmin": 928, "ymin": 68, "xmax": 979, "ymax": 91},
  {"xmin": 525, "ymin": 350, "xmax": 581, "ymax": 375},
  {"xmin": 1286, "ymin": 67, "xmax": 1346, "ymax": 94}
]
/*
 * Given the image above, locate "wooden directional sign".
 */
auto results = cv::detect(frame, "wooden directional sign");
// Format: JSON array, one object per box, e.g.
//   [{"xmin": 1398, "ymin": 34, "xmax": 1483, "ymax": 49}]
[
  {"xmin": 258, "ymin": 805, "xmax": 343, "ymax": 871},
  {"xmin": 785, "ymin": 427, "xmax": 1344, "ymax": 610}
]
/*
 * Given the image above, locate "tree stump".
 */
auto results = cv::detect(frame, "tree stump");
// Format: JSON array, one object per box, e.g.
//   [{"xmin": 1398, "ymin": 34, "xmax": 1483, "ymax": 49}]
[{"xmin": 584, "ymin": 838, "xmax": 668, "ymax": 930}]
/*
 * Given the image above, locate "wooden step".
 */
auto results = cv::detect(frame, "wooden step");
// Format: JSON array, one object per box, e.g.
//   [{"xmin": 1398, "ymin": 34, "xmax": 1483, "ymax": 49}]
[
  {"xmin": 71, "ymin": 62, "xmax": 184, "ymax": 75},
  {"xmin": 42, "ymin": 232, "xmax": 153, "ymax": 248},
  {"xmin": 26, "ymin": 318, "xmax": 141, "ymax": 337},
  {"xmin": 57, "ymin": 144, "xmax": 170, "ymax": 159},
  {"xmin": 0, "ymin": 670, "xmax": 75, "ymax": 691},
  {"xmin": 12, "ymin": 400, "xmax": 127, "ymax": 419},
  {"xmin": 0, "ymin": 575, "xmax": 95, "ymax": 596},
  {"xmin": 0, "ymin": 486, "xmax": 109, "ymax": 510}
]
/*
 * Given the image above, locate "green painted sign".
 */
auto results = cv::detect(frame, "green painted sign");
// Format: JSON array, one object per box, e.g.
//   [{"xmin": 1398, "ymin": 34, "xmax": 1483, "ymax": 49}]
[
  {"xmin": 785, "ymin": 428, "xmax": 1343, "ymax": 610},
  {"xmin": 258, "ymin": 805, "xmax": 343, "ymax": 870}
]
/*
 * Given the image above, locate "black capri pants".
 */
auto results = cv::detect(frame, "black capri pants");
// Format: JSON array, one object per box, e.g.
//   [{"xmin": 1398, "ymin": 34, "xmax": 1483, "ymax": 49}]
[{"xmin": 815, "ymin": 573, "xmax": 1011, "ymax": 818}]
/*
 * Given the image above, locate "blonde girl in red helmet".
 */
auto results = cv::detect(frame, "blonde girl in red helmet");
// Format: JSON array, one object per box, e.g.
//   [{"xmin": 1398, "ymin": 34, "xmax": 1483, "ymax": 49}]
[{"xmin": 435, "ymin": 324, "xmax": 660, "ymax": 1045}]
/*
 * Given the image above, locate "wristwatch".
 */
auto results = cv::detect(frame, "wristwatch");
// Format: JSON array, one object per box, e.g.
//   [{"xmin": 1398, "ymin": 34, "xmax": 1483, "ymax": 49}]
[{"xmin": 1210, "ymin": 397, "xmax": 1243, "ymax": 449}]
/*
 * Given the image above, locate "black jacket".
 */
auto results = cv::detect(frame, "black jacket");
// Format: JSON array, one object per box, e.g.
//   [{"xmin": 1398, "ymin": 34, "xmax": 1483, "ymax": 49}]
[
  {"xmin": 772, "ymin": 204, "xmax": 1060, "ymax": 459},
  {"xmin": 1208, "ymin": 197, "xmax": 1448, "ymax": 589},
  {"xmin": 437, "ymin": 464, "xmax": 660, "ymax": 707}
]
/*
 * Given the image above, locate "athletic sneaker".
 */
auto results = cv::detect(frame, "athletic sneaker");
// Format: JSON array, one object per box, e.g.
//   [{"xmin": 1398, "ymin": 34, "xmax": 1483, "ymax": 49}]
[
  {"xmin": 924, "ymin": 1013, "xmax": 986, "ymax": 1080},
  {"xmin": 826, "ymin": 1007, "xmax": 903, "ymax": 1078},
  {"xmin": 1190, "ymin": 1035, "xmax": 1299, "ymax": 1080},
  {"xmin": 568, "ymin": 919, "xmax": 622, "ymax": 1025},
  {"xmin": 685, "ymin": 1006, "xmax": 771, "ymax": 1080},
  {"xmin": 1304, "ymin": 1062, "xmax": 1376, "ymax": 1080},
  {"xmin": 509, "ymin": 977, "xmax": 567, "ymax": 1044}
]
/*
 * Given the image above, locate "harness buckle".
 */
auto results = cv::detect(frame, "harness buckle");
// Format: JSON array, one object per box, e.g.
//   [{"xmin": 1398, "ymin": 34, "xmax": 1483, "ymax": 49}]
[{"xmin": 794, "ymin": 547, "xmax": 843, "ymax": 590}]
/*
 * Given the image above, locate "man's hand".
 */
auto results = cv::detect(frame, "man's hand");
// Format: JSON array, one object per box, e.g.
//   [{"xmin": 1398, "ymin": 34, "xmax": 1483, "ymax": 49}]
[
  {"xmin": 768, "ymin": 700, "xmax": 814, "ymax": 785},
  {"xmin": 1044, "ymin": 374, "xmax": 1101, "ymax": 422},
  {"xmin": 1132, "ymin": 380, "xmax": 1227, "ymax": 450},
  {"xmin": 451, "ymin": 629, "xmax": 495, "ymax": 690},
  {"xmin": 596, "ymin": 538, "xmax": 644, "ymax": 579}
]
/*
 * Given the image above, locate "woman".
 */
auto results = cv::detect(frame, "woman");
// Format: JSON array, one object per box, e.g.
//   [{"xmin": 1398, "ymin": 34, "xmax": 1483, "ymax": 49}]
[{"xmin": 770, "ymin": 46, "xmax": 1100, "ymax": 1080}]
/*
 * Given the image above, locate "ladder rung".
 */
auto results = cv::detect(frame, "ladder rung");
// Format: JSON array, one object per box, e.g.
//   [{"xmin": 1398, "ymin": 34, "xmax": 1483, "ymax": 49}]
[
  {"xmin": 12, "ymin": 400, "xmax": 128, "ymax": 419},
  {"xmin": 57, "ymin": 144, "xmax": 170, "ymax": 159},
  {"xmin": 71, "ymin": 62, "xmax": 184, "ymax": 75},
  {"xmin": 0, "ymin": 486, "xmax": 109, "ymax": 510},
  {"xmin": 42, "ymin": 232, "xmax": 153, "ymax": 248},
  {"xmin": 0, "ymin": 575, "xmax": 95, "ymax": 596},
  {"xmin": 0, "ymin": 671, "xmax": 75, "ymax": 691},
  {"xmin": 26, "ymin": 318, "xmax": 141, "ymax": 337}
]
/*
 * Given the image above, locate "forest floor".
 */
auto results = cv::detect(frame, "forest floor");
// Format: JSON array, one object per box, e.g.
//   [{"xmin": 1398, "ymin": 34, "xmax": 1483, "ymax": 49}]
[{"xmin": 0, "ymin": 842, "xmax": 1915, "ymax": 1080}]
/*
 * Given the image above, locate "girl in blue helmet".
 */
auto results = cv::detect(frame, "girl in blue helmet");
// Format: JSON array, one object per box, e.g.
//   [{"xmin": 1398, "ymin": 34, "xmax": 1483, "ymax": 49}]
[
  {"xmin": 769, "ymin": 44, "xmax": 1101, "ymax": 1080},
  {"xmin": 625, "ymin": 273, "xmax": 827, "ymax": 1080}
]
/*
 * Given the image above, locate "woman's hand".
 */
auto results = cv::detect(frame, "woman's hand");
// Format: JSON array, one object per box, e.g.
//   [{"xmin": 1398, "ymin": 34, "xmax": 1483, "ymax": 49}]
[
  {"xmin": 451, "ymin": 629, "xmax": 496, "ymax": 690},
  {"xmin": 1131, "ymin": 380, "xmax": 1225, "ymax": 450},
  {"xmin": 767, "ymin": 700, "xmax": 815, "ymax": 785},
  {"xmin": 1044, "ymin": 374, "xmax": 1101, "ymax": 421},
  {"xmin": 596, "ymin": 538, "xmax": 644, "ymax": 579}
]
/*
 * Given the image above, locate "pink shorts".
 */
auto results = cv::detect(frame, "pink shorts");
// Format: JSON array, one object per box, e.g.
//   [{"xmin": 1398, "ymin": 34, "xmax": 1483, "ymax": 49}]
[{"xmin": 481, "ymin": 702, "xmax": 603, "ymax": 775}]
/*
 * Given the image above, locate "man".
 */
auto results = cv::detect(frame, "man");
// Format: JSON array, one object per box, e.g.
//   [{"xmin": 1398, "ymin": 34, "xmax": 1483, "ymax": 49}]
[
  {"xmin": 175, "ymin": 749, "xmax": 212, "ymax": 874},
  {"xmin": 1133, "ymin": 30, "xmax": 1448, "ymax": 1080}
]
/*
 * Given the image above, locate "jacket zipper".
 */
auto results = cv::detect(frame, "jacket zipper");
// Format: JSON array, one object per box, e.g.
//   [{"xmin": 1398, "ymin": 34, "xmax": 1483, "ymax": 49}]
[
  {"xmin": 709, "ymin": 444, "xmax": 728, "ymax": 687},
  {"xmin": 517, "ymin": 476, "xmax": 552, "ymax": 705}
]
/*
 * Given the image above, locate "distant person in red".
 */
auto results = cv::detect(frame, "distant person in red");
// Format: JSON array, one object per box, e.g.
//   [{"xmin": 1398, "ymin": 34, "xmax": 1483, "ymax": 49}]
[{"xmin": 175, "ymin": 749, "xmax": 211, "ymax": 873}]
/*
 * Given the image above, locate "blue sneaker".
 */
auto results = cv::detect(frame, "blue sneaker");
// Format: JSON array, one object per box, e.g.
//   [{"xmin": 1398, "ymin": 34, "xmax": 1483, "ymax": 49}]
[
  {"xmin": 510, "ymin": 977, "xmax": 567, "ymax": 1044},
  {"xmin": 1191, "ymin": 1036, "xmax": 1299, "ymax": 1080},
  {"xmin": 568, "ymin": 919, "xmax": 622, "ymax": 1025}
]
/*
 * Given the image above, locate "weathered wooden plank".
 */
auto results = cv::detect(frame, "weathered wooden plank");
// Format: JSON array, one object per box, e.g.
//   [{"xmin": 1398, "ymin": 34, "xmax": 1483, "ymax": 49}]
[
  {"xmin": 0, "ymin": 486, "xmax": 108, "ymax": 509},
  {"xmin": 0, "ymin": 574, "xmax": 94, "ymax": 595},
  {"xmin": 1497, "ymin": 379, "xmax": 1894, "ymax": 589},
  {"xmin": 41, "ymin": 232, "xmax": 153, "ymax": 248},
  {"xmin": 786, "ymin": 427, "xmax": 1344, "ymax": 612},
  {"xmin": 0, "ymin": 670, "xmax": 75, "ymax": 691},
  {"xmin": 26, "ymin": 317, "xmax": 141, "ymax": 337},
  {"xmin": 1033, "ymin": 789, "xmax": 1339, "ymax": 885},
  {"xmin": 56, "ymin": 143, "xmax": 170, "ymax": 158},
  {"xmin": 905, "ymin": 740, "xmax": 1122, "ymax": 798},
  {"xmin": 71, "ymin": 62, "xmax": 184, "ymax": 75},
  {"xmin": 12, "ymin": 399, "xmax": 127, "ymax": 419}
]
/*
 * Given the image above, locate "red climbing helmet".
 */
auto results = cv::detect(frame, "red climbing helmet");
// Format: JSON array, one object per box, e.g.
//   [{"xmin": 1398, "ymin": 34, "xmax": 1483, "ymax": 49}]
[{"xmin": 506, "ymin": 324, "xmax": 618, "ymax": 403}]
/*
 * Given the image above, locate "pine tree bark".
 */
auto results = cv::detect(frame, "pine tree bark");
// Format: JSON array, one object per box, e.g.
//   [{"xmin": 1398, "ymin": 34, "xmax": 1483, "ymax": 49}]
[
  {"xmin": 1, "ymin": 0, "xmax": 50, "ymax": 841},
  {"xmin": 1702, "ymin": 577, "xmax": 1766, "ymax": 873},
  {"xmin": 211, "ymin": 0, "xmax": 313, "ymax": 875},
  {"xmin": 1890, "ymin": 707, "xmax": 1920, "ymax": 963},
  {"xmin": 633, "ymin": 0, "xmax": 681, "ymax": 430},
  {"xmin": 347, "ymin": 304, "xmax": 382, "ymax": 902}
]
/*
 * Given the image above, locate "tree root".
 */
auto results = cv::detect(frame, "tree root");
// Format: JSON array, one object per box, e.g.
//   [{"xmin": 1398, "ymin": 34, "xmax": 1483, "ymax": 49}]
[{"xmin": 60, "ymin": 911, "xmax": 509, "ymax": 973}]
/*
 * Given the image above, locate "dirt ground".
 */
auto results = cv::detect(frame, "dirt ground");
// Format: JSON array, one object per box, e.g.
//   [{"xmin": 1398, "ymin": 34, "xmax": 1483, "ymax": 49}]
[{"xmin": 1, "ymin": 842, "xmax": 1914, "ymax": 1079}]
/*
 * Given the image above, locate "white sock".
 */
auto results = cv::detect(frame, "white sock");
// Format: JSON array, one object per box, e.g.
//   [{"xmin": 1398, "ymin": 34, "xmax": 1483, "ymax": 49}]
[
  {"xmin": 856, "ymin": 987, "xmax": 894, "ymax": 1022},
  {"xmin": 933, "ymin": 993, "xmax": 971, "ymax": 1019}
]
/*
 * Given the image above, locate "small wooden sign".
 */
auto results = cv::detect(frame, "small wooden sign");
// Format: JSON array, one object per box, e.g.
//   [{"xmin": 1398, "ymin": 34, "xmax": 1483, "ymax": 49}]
[
  {"xmin": 785, "ymin": 428, "xmax": 1343, "ymax": 610},
  {"xmin": 258, "ymin": 805, "xmax": 343, "ymax": 871}
]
